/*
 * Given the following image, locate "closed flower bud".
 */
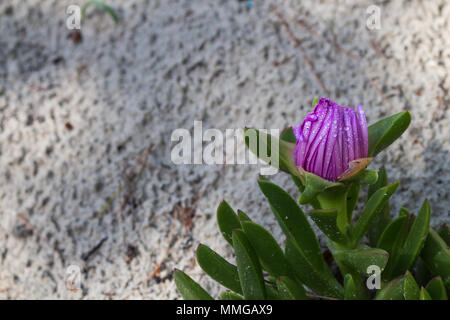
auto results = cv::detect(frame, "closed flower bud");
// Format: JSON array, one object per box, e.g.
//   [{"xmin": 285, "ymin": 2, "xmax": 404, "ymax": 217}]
[{"xmin": 294, "ymin": 98, "xmax": 368, "ymax": 181}]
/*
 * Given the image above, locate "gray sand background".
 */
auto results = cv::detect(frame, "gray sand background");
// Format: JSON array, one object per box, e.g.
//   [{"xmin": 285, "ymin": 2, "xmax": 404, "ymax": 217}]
[{"xmin": 0, "ymin": 0, "xmax": 448, "ymax": 299}]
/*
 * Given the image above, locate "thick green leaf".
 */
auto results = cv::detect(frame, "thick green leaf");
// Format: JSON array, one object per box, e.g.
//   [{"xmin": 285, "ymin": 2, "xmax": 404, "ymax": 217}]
[
  {"xmin": 265, "ymin": 284, "xmax": 283, "ymax": 300},
  {"xmin": 419, "ymin": 287, "xmax": 432, "ymax": 300},
  {"xmin": 392, "ymin": 200, "xmax": 430, "ymax": 277},
  {"xmin": 375, "ymin": 271, "xmax": 419, "ymax": 300},
  {"xmin": 237, "ymin": 209, "xmax": 252, "ymax": 223},
  {"xmin": 244, "ymin": 128, "xmax": 299, "ymax": 178},
  {"xmin": 285, "ymin": 239, "xmax": 343, "ymax": 299},
  {"xmin": 335, "ymin": 247, "xmax": 389, "ymax": 275},
  {"xmin": 344, "ymin": 274, "xmax": 359, "ymax": 300},
  {"xmin": 258, "ymin": 180, "xmax": 328, "ymax": 275},
  {"xmin": 375, "ymin": 276, "xmax": 404, "ymax": 300},
  {"xmin": 403, "ymin": 271, "xmax": 421, "ymax": 300},
  {"xmin": 421, "ymin": 228, "xmax": 450, "ymax": 290},
  {"xmin": 378, "ymin": 210, "xmax": 410, "ymax": 279},
  {"xmin": 241, "ymin": 221, "xmax": 291, "ymax": 277},
  {"xmin": 217, "ymin": 201, "xmax": 240, "ymax": 246},
  {"xmin": 308, "ymin": 209, "xmax": 347, "ymax": 244},
  {"xmin": 82, "ymin": 1, "xmax": 119, "ymax": 23},
  {"xmin": 232, "ymin": 230, "xmax": 266, "ymax": 300},
  {"xmin": 368, "ymin": 111, "xmax": 411, "ymax": 156},
  {"xmin": 174, "ymin": 269, "xmax": 214, "ymax": 300},
  {"xmin": 438, "ymin": 226, "xmax": 450, "ymax": 246},
  {"xmin": 425, "ymin": 276, "xmax": 448, "ymax": 300},
  {"xmin": 220, "ymin": 291, "xmax": 244, "ymax": 300},
  {"xmin": 196, "ymin": 244, "xmax": 242, "ymax": 294},
  {"xmin": 346, "ymin": 183, "xmax": 360, "ymax": 223},
  {"xmin": 367, "ymin": 167, "xmax": 391, "ymax": 247},
  {"xmin": 276, "ymin": 276, "xmax": 308, "ymax": 300},
  {"xmin": 352, "ymin": 182, "xmax": 399, "ymax": 245}
]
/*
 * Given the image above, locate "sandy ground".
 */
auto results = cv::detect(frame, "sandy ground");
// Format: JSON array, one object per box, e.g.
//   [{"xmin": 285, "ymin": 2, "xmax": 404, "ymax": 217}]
[{"xmin": 0, "ymin": 0, "xmax": 448, "ymax": 299}]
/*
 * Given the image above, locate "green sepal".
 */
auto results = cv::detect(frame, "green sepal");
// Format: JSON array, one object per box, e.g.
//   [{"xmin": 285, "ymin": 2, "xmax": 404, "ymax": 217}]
[
  {"xmin": 244, "ymin": 127, "xmax": 299, "ymax": 178},
  {"xmin": 298, "ymin": 169, "xmax": 343, "ymax": 205},
  {"xmin": 368, "ymin": 111, "xmax": 411, "ymax": 156},
  {"xmin": 174, "ymin": 269, "xmax": 214, "ymax": 300}
]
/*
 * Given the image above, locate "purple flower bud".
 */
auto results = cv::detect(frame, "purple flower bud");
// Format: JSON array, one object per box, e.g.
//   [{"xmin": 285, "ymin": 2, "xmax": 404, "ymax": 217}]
[{"xmin": 294, "ymin": 98, "xmax": 368, "ymax": 181}]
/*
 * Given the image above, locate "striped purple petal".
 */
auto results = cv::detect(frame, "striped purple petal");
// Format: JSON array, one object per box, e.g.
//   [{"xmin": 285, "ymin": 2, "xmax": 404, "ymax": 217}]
[{"xmin": 294, "ymin": 98, "xmax": 369, "ymax": 181}]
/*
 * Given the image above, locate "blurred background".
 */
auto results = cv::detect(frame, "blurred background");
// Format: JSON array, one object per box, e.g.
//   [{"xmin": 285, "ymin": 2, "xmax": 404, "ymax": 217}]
[{"xmin": 0, "ymin": 0, "xmax": 448, "ymax": 299}]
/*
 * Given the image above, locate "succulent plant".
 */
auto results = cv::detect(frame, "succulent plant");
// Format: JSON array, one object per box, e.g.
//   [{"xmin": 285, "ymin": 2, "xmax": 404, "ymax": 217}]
[{"xmin": 175, "ymin": 98, "xmax": 450, "ymax": 300}]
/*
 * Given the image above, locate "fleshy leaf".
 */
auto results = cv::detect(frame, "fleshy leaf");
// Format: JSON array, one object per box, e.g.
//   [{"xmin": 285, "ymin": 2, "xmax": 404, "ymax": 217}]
[
  {"xmin": 377, "ymin": 209, "xmax": 410, "ymax": 279},
  {"xmin": 241, "ymin": 221, "xmax": 291, "ymax": 277},
  {"xmin": 368, "ymin": 111, "xmax": 411, "ymax": 156},
  {"xmin": 346, "ymin": 183, "xmax": 360, "ymax": 223},
  {"xmin": 421, "ymin": 228, "xmax": 450, "ymax": 290},
  {"xmin": 391, "ymin": 200, "xmax": 430, "ymax": 277},
  {"xmin": 285, "ymin": 239, "xmax": 344, "ymax": 299},
  {"xmin": 308, "ymin": 209, "xmax": 347, "ymax": 244},
  {"xmin": 344, "ymin": 274, "xmax": 359, "ymax": 300},
  {"xmin": 403, "ymin": 271, "xmax": 421, "ymax": 300},
  {"xmin": 174, "ymin": 269, "xmax": 214, "ymax": 300},
  {"xmin": 419, "ymin": 287, "xmax": 432, "ymax": 300},
  {"xmin": 232, "ymin": 230, "xmax": 266, "ymax": 300},
  {"xmin": 375, "ymin": 271, "xmax": 419, "ymax": 300},
  {"xmin": 196, "ymin": 244, "xmax": 242, "ymax": 294},
  {"xmin": 276, "ymin": 276, "xmax": 309, "ymax": 300},
  {"xmin": 237, "ymin": 209, "xmax": 252, "ymax": 223},
  {"xmin": 258, "ymin": 180, "xmax": 329, "ymax": 275},
  {"xmin": 244, "ymin": 128, "xmax": 299, "ymax": 178},
  {"xmin": 334, "ymin": 247, "xmax": 389, "ymax": 275},
  {"xmin": 217, "ymin": 201, "xmax": 240, "ymax": 246},
  {"xmin": 368, "ymin": 167, "xmax": 390, "ymax": 247},
  {"xmin": 352, "ymin": 182, "xmax": 399, "ymax": 245},
  {"xmin": 425, "ymin": 276, "xmax": 448, "ymax": 300},
  {"xmin": 438, "ymin": 225, "xmax": 450, "ymax": 246},
  {"xmin": 220, "ymin": 291, "xmax": 244, "ymax": 300}
]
